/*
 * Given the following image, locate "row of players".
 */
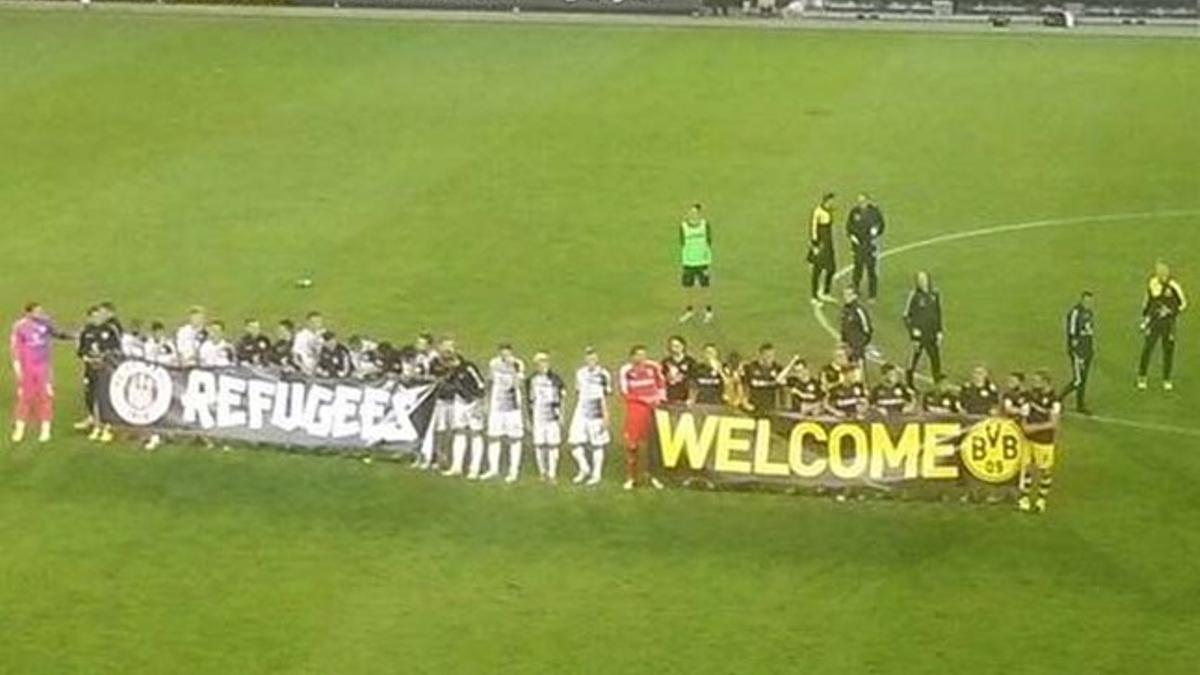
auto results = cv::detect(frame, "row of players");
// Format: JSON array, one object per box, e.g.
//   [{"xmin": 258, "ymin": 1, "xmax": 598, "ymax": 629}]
[{"xmin": 70, "ymin": 304, "xmax": 1057, "ymax": 501}]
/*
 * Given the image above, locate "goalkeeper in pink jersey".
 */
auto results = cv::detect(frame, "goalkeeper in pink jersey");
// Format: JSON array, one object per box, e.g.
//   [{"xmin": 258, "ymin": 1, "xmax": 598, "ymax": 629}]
[{"xmin": 10, "ymin": 302, "xmax": 70, "ymax": 443}]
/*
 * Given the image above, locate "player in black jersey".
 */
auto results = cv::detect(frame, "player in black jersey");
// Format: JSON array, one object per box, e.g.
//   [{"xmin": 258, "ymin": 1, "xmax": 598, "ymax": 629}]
[
  {"xmin": 825, "ymin": 368, "xmax": 867, "ymax": 418},
  {"xmin": 75, "ymin": 305, "xmax": 122, "ymax": 441},
  {"xmin": 691, "ymin": 343, "xmax": 728, "ymax": 406},
  {"xmin": 267, "ymin": 320, "xmax": 297, "ymax": 371},
  {"xmin": 960, "ymin": 365, "xmax": 1001, "ymax": 415},
  {"xmin": 235, "ymin": 319, "xmax": 272, "ymax": 366},
  {"xmin": 783, "ymin": 358, "xmax": 824, "ymax": 416},
  {"xmin": 870, "ymin": 364, "xmax": 916, "ymax": 417},
  {"xmin": 1019, "ymin": 371, "xmax": 1062, "ymax": 514},
  {"xmin": 740, "ymin": 343, "xmax": 782, "ymax": 415},
  {"xmin": 662, "ymin": 335, "xmax": 698, "ymax": 404},
  {"xmin": 922, "ymin": 378, "xmax": 962, "ymax": 415},
  {"xmin": 316, "ymin": 331, "xmax": 352, "ymax": 378},
  {"xmin": 1002, "ymin": 372, "xmax": 1029, "ymax": 419}
]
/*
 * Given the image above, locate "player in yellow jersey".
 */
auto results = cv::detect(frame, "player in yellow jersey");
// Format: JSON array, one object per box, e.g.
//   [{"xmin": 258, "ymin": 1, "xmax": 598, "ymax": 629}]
[{"xmin": 1018, "ymin": 371, "xmax": 1062, "ymax": 514}]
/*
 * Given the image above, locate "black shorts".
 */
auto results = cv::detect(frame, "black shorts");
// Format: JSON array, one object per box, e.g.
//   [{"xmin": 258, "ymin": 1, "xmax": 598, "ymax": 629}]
[{"xmin": 681, "ymin": 265, "xmax": 711, "ymax": 288}]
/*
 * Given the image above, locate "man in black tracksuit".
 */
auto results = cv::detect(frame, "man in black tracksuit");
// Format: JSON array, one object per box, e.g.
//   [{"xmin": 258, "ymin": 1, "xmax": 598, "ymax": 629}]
[
  {"xmin": 903, "ymin": 271, "xmax": 944, "ymax": 387},
  {"xmin": 1060, "ymin": 291, "xmax": 1096, "ymax": 413},
  {"xmin": 76, "ymin": 305, "xmax": 122, "ymax": 434},
  {"xmin": 840, "ymin": 287, "xmax": 873, "ymax": 366},
  {"xmin": 845, "ymin": 193, "xmax": 886, "ymax": 302}
]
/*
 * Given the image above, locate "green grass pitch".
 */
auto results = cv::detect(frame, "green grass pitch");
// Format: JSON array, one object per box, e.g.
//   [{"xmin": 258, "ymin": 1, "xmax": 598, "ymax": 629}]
[{"xmin": 1, "ymin": 8, "xmax": 1198, "ymax": 674}]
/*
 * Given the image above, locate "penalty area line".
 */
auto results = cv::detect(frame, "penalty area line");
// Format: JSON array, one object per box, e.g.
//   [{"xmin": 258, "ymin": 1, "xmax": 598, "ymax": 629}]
[{"xmin": 810, "ymin": 208, "xmax": 1200, "ymax": 438}]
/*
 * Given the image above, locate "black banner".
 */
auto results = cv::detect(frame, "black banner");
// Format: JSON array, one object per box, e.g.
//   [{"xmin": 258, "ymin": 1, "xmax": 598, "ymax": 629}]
[
  {"xmin": 96, "ymin": 360, "xmax": 437, "ymax": 453},
  {"xmin": 649, "ymin": 405, "xmax": 1034, "ymax": 499}
]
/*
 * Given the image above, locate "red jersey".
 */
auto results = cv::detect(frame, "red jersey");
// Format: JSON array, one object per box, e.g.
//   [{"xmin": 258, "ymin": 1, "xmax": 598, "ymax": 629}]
[{"xmin": 619, "ymin": 360, "xmax": 666, "ymax": 407}]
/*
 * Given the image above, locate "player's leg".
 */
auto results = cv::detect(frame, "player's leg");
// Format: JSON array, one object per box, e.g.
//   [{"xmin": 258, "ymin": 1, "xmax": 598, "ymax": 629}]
[
  {"xmin": 34, "ymin": 373, "xmax": 54, "ymax": 442},
  {"xmin": 679, "ymin": 268, "xmax": 696, "ymax": 323},
  {"xmin": 906, "ymin": 341, "xmax": 925, "ymax": 387},
  {"xmin": 928, "ymin": 340, "xmax": 943, "ymax": 384},
  {"xmin": 1137, "ymin": 326, "xmax": 1160, "ymax": 388},
  {"xmin": 809, "ymin": 263, "xmax": 822, "ymax": 304},
  {"xmin": 586, "ymin": 420, "xmax": 609, "ymax": 485},
  {"xmin": 866, "ymin": 249, "xmax": 879, "ymax": 301},
  {"xmin": 480, "ymin": 436, "xmax": 501, "ymax": 481},
  {"xmin": 75, "ymin": 367, "xmax": 96, "ymax": 431},
  {"xmin": 699, "ymin": 268, "xmax": 713, "ymax": 322},
  {"xmin": 568, "ymin": 415, "xmax": 590, "ymax": 483},
  {"xmin": 851, "ymin": 252, "xmax": 865, "ymax": 296},
  {"xmin": 1034, "ymin": 445, "xmax": 1055, "ymax": 513},
  {"xmin": 623, "ymin": 441, "xmax": 639, "ymax": 490},
  {"xmin": 546, "ymin": 423, "xmax": 562, "ymax": 482},
  {"xmin": 443, "ymin": 431, "xmax": 467, "ymax": 476},
  {"xmin": 12, "ymin": 381, "xmax": 30, "ymax": 443},
  {"xmin": 1162, "ymin": 323, "xmax": 1176, "ymax": 390},
  {"xmin": 505, "ymin": 422, "xmax": 523, "ymax": 483},
  {"xmin": 1076, "ymin": 354, "xmax": 1093, "ymax": 411},
  {"xmin": 821, "ymin": 262, "xmax": 835, "ymax": 300}
]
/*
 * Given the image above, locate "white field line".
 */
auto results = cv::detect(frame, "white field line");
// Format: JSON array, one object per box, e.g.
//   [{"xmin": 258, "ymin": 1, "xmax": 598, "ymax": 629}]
[{"xmin": 811, "ymin": 209, "xmax": 1200, "ymax": 437}]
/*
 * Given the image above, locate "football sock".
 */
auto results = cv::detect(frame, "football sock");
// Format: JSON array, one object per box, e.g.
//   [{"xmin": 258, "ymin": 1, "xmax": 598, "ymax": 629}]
[
  {"xmin": 449, "ymin": 434, "xmax": 466, "ymax": 474},
  {"xmin": 533, "ymin": 446, "xmax": 548, "ymax": 478},
  {"xmin": 468, "ymin": 439, "xmax": 486, "ymax": 477},
  {"xmin": 589, "ymin": 447, "xmax": 605, "ymax": 482},
  {"xmin": 507, "ymin": 441, "xmax": 522, "ymax": 480},
  {"xmin": 547, "ymin": 448, "xmax": 560, "ymax": 479},
  {"xmin": 572, "ymin": 446, "xmax": 590, "ymax": 477},
  {"xmin": 486, "ymin": 440, "xmax": 502, "ymax": 475}
]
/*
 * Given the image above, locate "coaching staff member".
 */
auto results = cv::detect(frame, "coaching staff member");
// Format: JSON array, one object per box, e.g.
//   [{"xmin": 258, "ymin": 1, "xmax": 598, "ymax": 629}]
[
  {"xmin": 1060, "ymin": 291, "xmax": 1095, "ymax": 413},
  {"xmin": 1137, "ymin": 261, "xmax": 1187, "ymax": 392},
  {"xmin": 846, "ymin": 193, "xmax": 886, "ymax": 302},
  {"xmin": 808, "ymin": 192, "xmax": 836, "ymax": 305},
  {"xmin": 903, "ymin": 271, "xmax": 943, "ymax": 387},
  {"xmin": 840, "ymin": 287, "xmax": 873, "ymax": 366}
]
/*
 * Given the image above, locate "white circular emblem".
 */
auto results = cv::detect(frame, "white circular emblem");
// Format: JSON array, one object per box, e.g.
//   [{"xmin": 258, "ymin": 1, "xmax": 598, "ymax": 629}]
[{"xmin": 108, "ymin": 361, "xmax": 173, "ymax": 426}]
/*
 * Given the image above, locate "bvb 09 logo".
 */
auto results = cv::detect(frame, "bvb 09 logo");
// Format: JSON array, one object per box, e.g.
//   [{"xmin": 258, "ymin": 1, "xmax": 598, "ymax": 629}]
[
  {"xmin": 960, "ymin": 417, "xmax": 1026, "ymax": 484},
  {"xmin": 108, "ymin": 361, "xmax": 174, "ymax": 426}
]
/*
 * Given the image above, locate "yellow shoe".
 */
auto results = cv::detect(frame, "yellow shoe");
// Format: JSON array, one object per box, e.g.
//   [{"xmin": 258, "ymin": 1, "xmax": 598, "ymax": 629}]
[
  {"xmin": 98, "ymin": 427, "xmax": 114, "ymax": 444},
  {"xmin": 74, "ymin": 417, "xmax": 95, "ymax": 431},
  {"xmin": 1017, "ymin": 496, "xmax": 1032, "ymax": 512},
  {"xmin": 88, "ymin": 426, "xmax": 102, "ymax": 442},
  {"xmin": 1034, "ymin": 498, "xmax": 1047, "ymax": 513}
]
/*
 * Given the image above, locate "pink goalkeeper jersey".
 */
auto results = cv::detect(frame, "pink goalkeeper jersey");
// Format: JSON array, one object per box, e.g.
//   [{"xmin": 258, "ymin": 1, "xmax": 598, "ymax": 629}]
[{"xmin": 11, "ymin": 316, "xmax": 56, "ymax": 370}]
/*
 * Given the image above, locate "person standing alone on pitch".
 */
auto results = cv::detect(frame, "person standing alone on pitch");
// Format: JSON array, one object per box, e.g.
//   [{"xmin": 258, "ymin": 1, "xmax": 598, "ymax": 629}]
[
  {"xmin": 903, "ymin": 271, "xmax": 944, "ymax": 387},
  {"xmin": 1137, "ymin": 261, "xmax": 1187, "ymax": 391},
  {"xmin": 846, "ymin": 193, "xmax": 886, "ymax": 302},
  {"xmin": 678, "ymin": 203, "xmax": 714, "ymax": 324},
  {"xmin": 808, "ymin": 192, "xmax": 837, "ymax": 305},
  {"xmin": 1060, "ymin": 291, "xmax": 1096, "ymax": 413}
]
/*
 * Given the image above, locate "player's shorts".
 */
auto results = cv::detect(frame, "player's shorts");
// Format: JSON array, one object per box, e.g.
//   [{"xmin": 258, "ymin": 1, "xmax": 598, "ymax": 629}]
[
  {"xmin": 451, "ymin": 399, "xmax": 485, "ymax": 433},
  {"xmin": 681, "ymin": 265, "xmax": 711, "ymax": 288},
  {"xmin": 568, "ymin": 414, "xmax": 610, "ymax": 447},
  {"xmin": 531, "ymin": 420, "xmax": 563, "ymax": 447},
  {"xmin": 432, "ymin": 399, "xmax": 454, "ymax": 432},
  {"xmin": 623, "ymin": 403, "xmax": 655, "ymax": 446},
  {"xmin": 487, "ymin": 410, "xmax": 525, "ymax": 439},
  {"xmin": 18, "ymin": 366, "xmax": 52, "ymax": 401},
  {"xmin": 1028, "ymin": 442, "xmax": 1056, "ymax": 471}
]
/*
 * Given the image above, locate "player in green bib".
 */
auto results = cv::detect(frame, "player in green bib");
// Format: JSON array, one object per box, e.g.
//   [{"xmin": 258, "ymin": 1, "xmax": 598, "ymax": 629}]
[{"xmin": 679, "ymin": 203, "xmax": 714, "ymax": 323}]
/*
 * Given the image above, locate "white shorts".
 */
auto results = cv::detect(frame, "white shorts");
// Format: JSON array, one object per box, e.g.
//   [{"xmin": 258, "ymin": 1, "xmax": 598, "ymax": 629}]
[
  {"xmin": 487, "ymin": 410, "xmax": 525, "ymax": 439},
  {"xmin": 433, "ymin": 399, "xmax": 454, "ymax": 432},
  {"xmin": 451, "ymin": 400, "xmax": 485, "ymax": 432},
  {"xmin": 568, "ymin": 415, "xmax": 610, "ymax": 447},
  {"xmin": 531, "ymin": 420, "xmax": 563, "ymax": 447}
]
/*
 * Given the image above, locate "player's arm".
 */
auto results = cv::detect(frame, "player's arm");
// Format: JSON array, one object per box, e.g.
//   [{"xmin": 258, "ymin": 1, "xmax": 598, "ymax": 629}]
[
  {"xmin": 902, "ymin": 290, "xmax": 918, "ymax": 336},
  {"xmin": 10, "ymin": 329, "xmax": 22, "ymax": 379},
  {"xmin": 845, "ymin": 208, "xmax": 860, "ymax": 247},
  {"xmin": 933, "ymin": 292, "xmax": 944, "ymax": 341},
  {"xmin": 874, "ymin": 206, "xmax": 885, "ymax": 238},
  {"xmin": 1172, "ymin": 280, "xmax": 1188, "ymax": 312}
]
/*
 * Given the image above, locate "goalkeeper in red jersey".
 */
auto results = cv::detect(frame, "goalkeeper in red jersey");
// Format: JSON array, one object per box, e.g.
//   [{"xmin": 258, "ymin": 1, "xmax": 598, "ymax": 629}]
[{"xmin": 618, "ymin": 345, "xmax": 667, "ymax": 491}]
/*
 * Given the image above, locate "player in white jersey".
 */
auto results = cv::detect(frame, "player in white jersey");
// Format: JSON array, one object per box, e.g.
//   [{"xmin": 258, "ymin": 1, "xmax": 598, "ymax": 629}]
[
  {"xmin": 569, "ymin": 347, "xmax": 612, "ymax": 486},
  {"xmin": 143, "ymin": 321, "xmax": 178, "ymax": 366},
  {"xmin": 527, "ymin": 352, "xmax": 566, "ymax": 483},
  {"xmin": 291, "ymin": 311, "xmax": 325, "ymax": 375},
  {"xmin": 120, "ymin": 319, "xmax": 146, "ymax": 359},
  {"xmin": 198, "ymin": 321, "xmax": 235, "ymax": 367},
  {"xmin": 477, "ymin": 344, "xmax": 526, "ymax": 482},
  {"xmin": 174, "ymin": 306, "xmax": 207, "ymax": 366}
]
